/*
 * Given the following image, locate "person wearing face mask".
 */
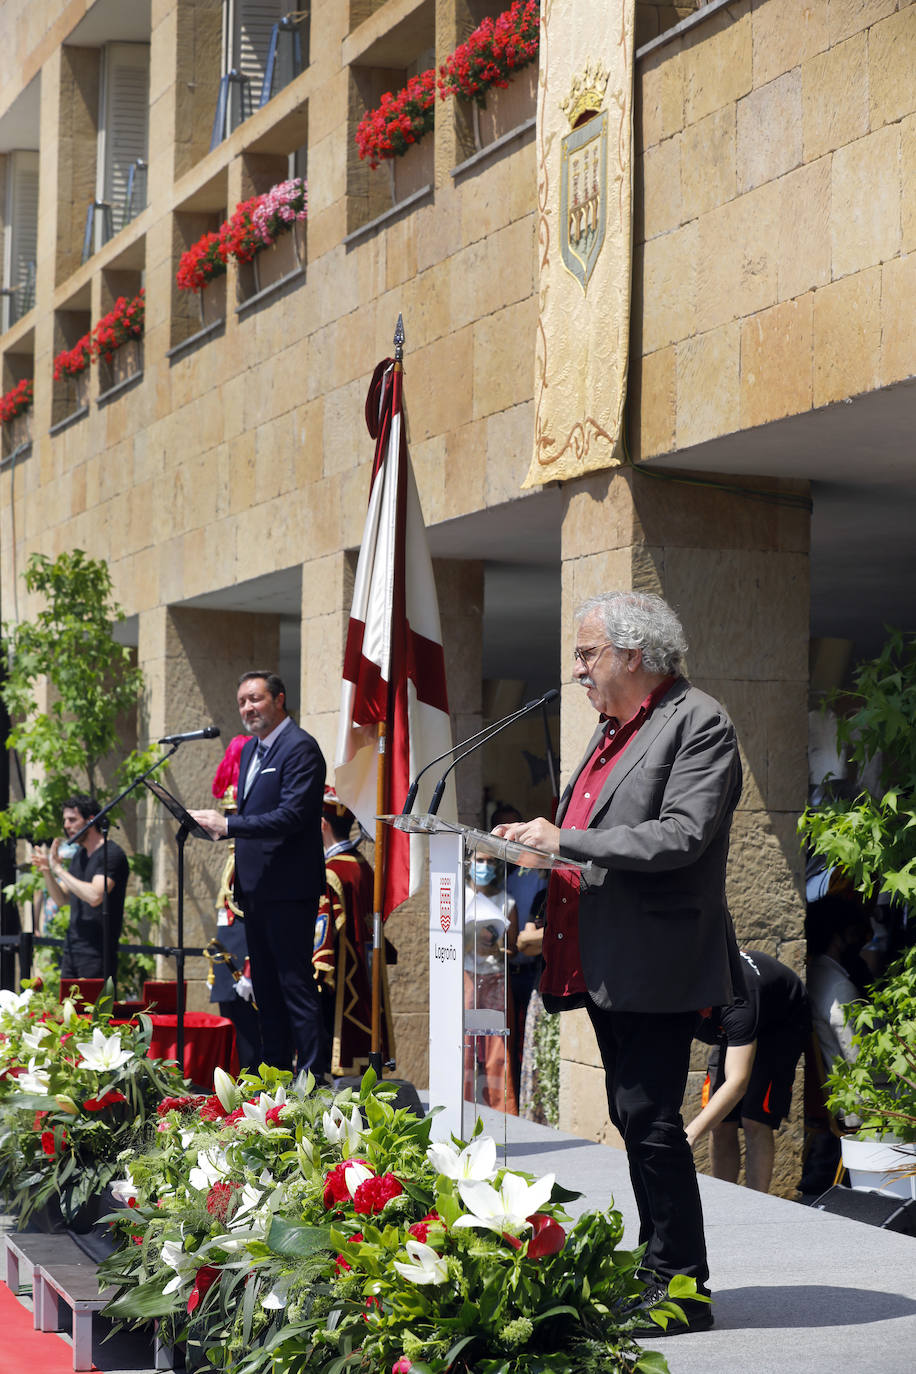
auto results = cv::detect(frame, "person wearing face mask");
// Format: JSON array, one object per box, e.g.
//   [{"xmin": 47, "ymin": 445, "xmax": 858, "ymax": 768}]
[{"xmin": 463, "ymin": 853, "xmax": 519, "ymax": 1114}]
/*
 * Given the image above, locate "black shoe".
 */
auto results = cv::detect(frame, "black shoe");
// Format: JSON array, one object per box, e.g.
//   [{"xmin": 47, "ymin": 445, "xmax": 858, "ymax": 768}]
[{"xmin": 626, "ymin": 1279, "xmax": 714, "ymax": 1337}]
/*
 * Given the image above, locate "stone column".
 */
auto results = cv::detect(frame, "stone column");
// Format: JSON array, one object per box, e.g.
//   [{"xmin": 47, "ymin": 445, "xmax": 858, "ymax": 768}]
[
  {"xmin": 557, "ymin": 465, "xmax": 810, "ymax": 1191},
  {"xmin": 137, "ymin": 604, "xmax": 280, "ymax": 1007}
]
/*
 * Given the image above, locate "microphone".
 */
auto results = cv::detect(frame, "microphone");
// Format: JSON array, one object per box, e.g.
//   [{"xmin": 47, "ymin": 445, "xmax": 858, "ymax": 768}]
[
  {"xmin": 425, "ymin": 689, "xmax": 559, "ymax": 817},
  {"xmin": 158, "ymin": 726, "xmax": 221, "ymax": 744}
]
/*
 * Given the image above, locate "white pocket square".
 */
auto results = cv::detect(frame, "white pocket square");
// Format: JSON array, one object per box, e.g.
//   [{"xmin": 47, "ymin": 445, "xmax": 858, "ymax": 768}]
[{"xmin": 260, "ymin": 767, "xmax": 277, "ymax": 774}]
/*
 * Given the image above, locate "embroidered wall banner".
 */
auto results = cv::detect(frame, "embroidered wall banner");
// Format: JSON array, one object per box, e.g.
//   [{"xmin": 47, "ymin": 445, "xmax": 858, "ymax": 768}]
[{"xmin": 524, "ymin": 0, "xmax": 635, "ymax": 488}]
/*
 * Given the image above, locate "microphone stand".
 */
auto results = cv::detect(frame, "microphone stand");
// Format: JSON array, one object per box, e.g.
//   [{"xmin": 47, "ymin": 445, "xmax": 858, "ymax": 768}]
[
  {"xmin": 427, "ymin": 691, "xmax": 559, "ymax": 816},
  {"xmin": 69, "ymin": 742, "xmax": 181, "ymax": 1021}
]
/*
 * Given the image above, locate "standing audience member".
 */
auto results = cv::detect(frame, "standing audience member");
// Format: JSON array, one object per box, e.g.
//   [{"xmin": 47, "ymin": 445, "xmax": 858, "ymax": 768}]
[
  {"xmin": 494, "ymin": 590, "xmax": 745, "ymax": 1334},
  {"xmin": 191, "ymin": 672, "xmax": 329, "ymax": 1079},
  {"xmin": 33, "ymin": 795, "xmax": 130, "ymax": 980},
  {"xmin": 464, "ymin": 854, "xmax": 518, "ymax": 1114},
  {"xmin": 688, "ymin": 950, "xmax": 810, "ymax": 1192},
  {"xmin": 806, "ymin": 896, "xmax": 871, "ymax": 1072}
]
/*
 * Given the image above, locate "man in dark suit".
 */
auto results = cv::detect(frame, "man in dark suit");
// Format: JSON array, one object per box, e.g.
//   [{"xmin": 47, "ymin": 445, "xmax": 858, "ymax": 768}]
[
  {"xmin": 191, "ymin": 672, "xmax": 329, "ymax": 1077},
  {"xmin": 494, "ymin": 590, "xmax": 744, "ymax": 1334}
]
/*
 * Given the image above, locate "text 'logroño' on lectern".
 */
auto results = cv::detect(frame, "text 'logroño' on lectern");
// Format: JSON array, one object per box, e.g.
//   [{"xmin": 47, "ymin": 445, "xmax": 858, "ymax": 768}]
[{"xmin": 379, "ymin": 813, "xmax": 599, "ymax": 1141}]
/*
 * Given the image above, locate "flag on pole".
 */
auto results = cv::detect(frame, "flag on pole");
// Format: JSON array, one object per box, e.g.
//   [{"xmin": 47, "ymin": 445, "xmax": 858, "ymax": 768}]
[{"xmin": 335, "ymin": 352, "xmax": 454, "ymax": 917}]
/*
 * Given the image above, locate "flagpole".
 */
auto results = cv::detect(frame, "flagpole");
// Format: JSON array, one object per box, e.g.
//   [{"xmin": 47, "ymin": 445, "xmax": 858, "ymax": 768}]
[
  {"xmin": 370, "ymin": 720, "xmax": 387, "ymax": 1077},
  {"xmin": 368, "ymin": 314, "xmax": 406, "ymax": 1078}
]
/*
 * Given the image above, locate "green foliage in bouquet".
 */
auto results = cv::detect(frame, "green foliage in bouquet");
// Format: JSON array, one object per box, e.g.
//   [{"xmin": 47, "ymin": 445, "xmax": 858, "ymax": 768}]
[
  {"xmin": 0, "ymin": 980, "xmax": 187, "ymax": 1226},
  {"xmin": 100, "ymin": 1067, "xmax": 682, "ymax": 1374}
]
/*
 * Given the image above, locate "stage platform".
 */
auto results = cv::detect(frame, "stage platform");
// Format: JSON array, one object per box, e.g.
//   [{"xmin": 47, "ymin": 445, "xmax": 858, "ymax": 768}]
[{"xmin": 3, "ymin": 1107, "xmax": 915, "ymax": 1374}]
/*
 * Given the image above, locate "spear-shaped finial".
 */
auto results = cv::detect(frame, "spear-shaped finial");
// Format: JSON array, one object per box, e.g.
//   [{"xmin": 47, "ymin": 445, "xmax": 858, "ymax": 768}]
[{"xmin": 393, "ymin": 313, "xmax": 405, "ymax": 363}]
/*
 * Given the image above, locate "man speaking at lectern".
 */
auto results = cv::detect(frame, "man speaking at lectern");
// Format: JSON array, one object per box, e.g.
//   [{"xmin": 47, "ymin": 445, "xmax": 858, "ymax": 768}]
[
  {"xmin": 493, "ymin": 590, "xmax": 743, "ymax": 1334},
  {"xmin": 191, "ymin": 672, "xmax": 329, "ymax": 1079}
]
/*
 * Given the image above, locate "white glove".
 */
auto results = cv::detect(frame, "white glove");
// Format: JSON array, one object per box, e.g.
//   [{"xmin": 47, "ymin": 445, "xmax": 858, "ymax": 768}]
[{"xmin": 235, "ymin": 975, "xmax": 254, "ymax": 1003}]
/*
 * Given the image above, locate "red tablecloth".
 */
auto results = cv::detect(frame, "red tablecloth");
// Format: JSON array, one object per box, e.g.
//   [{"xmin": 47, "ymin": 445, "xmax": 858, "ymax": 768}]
[{"xmin": 147, "ymin": 1012, "xmax": 238, "ymax": 1087}]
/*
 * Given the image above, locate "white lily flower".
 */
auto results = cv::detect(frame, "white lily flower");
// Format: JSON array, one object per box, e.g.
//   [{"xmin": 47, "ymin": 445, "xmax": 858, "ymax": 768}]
[
  {"xmin": 75, "ymin": 1026, "xmax": 134, "ymax": 1072},
  {"xmin": 240, "ymin": 1085, "xmax": 287, "ymax": 1129},
  {"xmin": 212, "ymin": 1066, "xmax": 239, "ymax": 1113},
  {"xmin": 261, "ymin": 1274, "xmax": 292, "ymax": 1310},
  {"xmin": 344, "ymin": 1159, "xmax": 373, "ymax": 1198},
  {"xmin": 322, "ymin": 1104, "xmax": 364, "ymax": 1153},
  {"xmin": 452, "ymin": 1170, "xmax": 556, "ymax": 1237},
  {"xmin": 60, "ymin": 998, "xmax": 79, "ymax": 1027},
  {"xmin": 189, "ymin": 1146, "xmax": 230, "ymax": 1193},
  {"xmin": 110, "ymin": 1173, "xmax": 139, "ymax": 1207},
  {"xmin": 21, "ymin": 1025, "xmax": 51, "ymax": 1052},
  {"xmin": 161, "ymin": 1238, "xmax": 197, "ymax": 1294},
  {"xmin": 428, "ymin": 1135, "xmax": 498, "ymax": 1183},
  {"xmin": 393, "ymin": 1239, "xmax": 448, "ymax": 1286},
  {"xmin": 18, "ymin": 1058, "xmax": 51, "ymax": 1095},
  {"xmin": 179, "ymin": 1129, "xmax": 196, "ymax": 1150},
  {"xmin": 0, "ymin": 988, "xmax": 33, "ymax": 1017}
]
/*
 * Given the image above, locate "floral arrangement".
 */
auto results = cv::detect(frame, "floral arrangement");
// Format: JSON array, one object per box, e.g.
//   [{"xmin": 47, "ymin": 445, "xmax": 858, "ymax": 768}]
[
  {"xmin": 175, "ymin": 177, "xmax": 309, "ymax": 290},
  {"xmin": 355, "ymin": 69, "xmax": 437, "ymax": 168},
  {"xmin": 0, "ymin": 377, "xmax": 33, "ymax": 424},
  {"xmin": 0, "ymin": 981, "xmax": 187, "ymax": 1226},
  {"xmin": 100, "ymin": 1066, "xmax": 687, "ymax": 1373},
  {"xmin": 438, "ymin": 1, "xmax": 540, "ymax": 107},
  {"xmin": 90, "ymin": 289, "xmax": 145, "ymax": 365},
  {"xmin": 251, "ymin": 176, "xmax": 308, "ymax": 246},
  {"xmin": 52, "ymin": 333, "xmax": 93, "ymax": 381},
  {"xmin": 218, "ymin": 196, "xmax": 264, "ymax": 266},
  {"xmin": 176, "ymin": 230, "xmax": 228, "ymax": 294}
]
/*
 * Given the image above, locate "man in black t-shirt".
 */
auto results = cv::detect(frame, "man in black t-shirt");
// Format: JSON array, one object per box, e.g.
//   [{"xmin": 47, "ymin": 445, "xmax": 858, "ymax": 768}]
[
  {"xmin": 34, "ymin": 795, "xmax": 130, "ymax": 980},
  {"xmin": 687, "ymin": 949, "xmax": 809, "ymax": 1193}
]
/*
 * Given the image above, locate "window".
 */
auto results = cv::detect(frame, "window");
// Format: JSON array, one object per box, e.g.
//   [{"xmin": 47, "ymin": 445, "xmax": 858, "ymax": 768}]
[
  {"xmin": 1, "ymin": 150, "xmax": 39, "ymax": 331},
  {"xmin": 97, "ymin": 43, "xmax": 150, "ymax": 243}
]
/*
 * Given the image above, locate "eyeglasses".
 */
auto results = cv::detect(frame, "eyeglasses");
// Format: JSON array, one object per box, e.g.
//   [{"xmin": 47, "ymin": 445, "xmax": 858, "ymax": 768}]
[{"xmin": 573, "ymin": 642, "xmax": 615, "ymax": 667}]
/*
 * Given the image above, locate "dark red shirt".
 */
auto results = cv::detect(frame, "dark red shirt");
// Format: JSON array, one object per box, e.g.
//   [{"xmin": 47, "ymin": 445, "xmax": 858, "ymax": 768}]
[{"xmin": 541, "ymin": 677, "xmax": 675, "ymax": 999}]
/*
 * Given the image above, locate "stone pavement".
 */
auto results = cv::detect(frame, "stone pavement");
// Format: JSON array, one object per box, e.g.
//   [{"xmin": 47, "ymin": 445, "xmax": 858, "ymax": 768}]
[
  {"xmin": 4, "ymin": 1109, "xmax": 916, "ymax": 1374},
  {"xmin": 480, "ymin": 1105, "xmax": 916, "ymax": 1374}
]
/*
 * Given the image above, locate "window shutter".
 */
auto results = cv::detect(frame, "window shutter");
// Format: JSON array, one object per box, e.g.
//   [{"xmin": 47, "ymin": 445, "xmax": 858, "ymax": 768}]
[
  {"xmin": 6, "ymin": 150, "xmax": 39, "ymax": 323},
  {"xmin": 230, "ymin": 0, "xmax": 284, "ymax": 98},
  {"xmin": 101, "ymin": 43, "xmax": 150, "ymax": 236}
]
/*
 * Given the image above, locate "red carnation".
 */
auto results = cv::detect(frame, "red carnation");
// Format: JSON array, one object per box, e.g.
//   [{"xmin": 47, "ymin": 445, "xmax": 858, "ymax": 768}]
[
  {"xmin": 205, "ymin": 1180, "xmax": 240, "ymax": 1221},
  {"xmin": 352, "ymin": 1171, "xmax": 403, "ymax": 1216}
]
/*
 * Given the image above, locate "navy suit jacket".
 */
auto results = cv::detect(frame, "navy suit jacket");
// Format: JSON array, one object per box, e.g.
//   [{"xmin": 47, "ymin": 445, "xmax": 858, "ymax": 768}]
[
  {"xmin": 556, "ymin": 678, "xmax": 745, "ymax": 1015},
  {"xmin": 227, "ymin": 719, "xmax": 326, "ymax": 906}
]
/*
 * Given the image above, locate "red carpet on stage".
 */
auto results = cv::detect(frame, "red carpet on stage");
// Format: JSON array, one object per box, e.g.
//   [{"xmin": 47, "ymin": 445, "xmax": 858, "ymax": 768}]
[{"xmin": 0, "ymin": 1279, "xmax": 90, "ymax": 1373}]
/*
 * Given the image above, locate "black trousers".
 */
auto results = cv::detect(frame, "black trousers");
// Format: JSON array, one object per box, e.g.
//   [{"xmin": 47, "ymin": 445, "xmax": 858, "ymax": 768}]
[
  {"xmin": 586, "ymin": 1000, "xmax": 708, "ymax": 1286},
  {"xmin": 239, "ymin": 894, "xmax": 329, "ymax": 1078}
]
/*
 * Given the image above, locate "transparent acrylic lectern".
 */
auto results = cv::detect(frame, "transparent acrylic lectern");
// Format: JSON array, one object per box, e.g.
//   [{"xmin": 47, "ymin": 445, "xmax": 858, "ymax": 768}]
[{"xmin": 380, "ymin": 814, "xmax": 599, "ymax": 1141}]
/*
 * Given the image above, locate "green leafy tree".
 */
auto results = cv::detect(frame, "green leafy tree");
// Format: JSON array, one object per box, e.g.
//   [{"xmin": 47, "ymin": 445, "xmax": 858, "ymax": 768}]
[
  {"xmin": 799, "ymin": 629, "xmax": 916, "ymax": 903},
  {"xmin": 0, "ymin": 549, "xmax": 160, "ymax": 843}
]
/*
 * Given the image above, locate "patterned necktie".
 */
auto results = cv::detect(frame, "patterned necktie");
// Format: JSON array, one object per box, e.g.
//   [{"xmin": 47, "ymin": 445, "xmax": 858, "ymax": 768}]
[{"xmin": 244, "ymin": 741, "xmax": 268, "ymax": 798}]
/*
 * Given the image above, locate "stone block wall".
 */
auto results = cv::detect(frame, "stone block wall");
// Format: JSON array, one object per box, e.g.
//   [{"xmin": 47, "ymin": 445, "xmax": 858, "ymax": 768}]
[{"xmin": 632, "ymin": 0, "xmax": 916, "ymax": 459}]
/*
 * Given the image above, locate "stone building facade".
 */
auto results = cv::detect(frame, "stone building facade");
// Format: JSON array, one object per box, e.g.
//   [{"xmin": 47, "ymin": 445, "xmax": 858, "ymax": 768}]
[{"xmin": 1, "ymin": 0, "xmax": 914, "ymax": 1195}]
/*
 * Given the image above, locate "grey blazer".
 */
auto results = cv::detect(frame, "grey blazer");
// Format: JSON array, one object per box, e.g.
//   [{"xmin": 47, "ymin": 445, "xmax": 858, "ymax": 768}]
[{"xmin": 556, "ymin": 678, "xmax": 744, "ymax": 1015}]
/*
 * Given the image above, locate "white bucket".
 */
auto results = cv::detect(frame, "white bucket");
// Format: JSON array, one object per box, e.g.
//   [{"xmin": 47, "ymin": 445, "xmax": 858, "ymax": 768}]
[{"xmin": 841, "ymin": 1136, "xmax": 916, "ymax": 1199}]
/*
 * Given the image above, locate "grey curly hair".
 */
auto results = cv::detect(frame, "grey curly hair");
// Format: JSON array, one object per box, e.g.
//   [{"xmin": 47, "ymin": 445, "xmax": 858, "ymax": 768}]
[{"xmin": 576, "ymin": 591, "xmax": 687, "ymax": 677}]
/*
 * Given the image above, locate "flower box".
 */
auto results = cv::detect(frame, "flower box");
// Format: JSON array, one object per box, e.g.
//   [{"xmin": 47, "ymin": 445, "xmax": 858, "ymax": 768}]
[
  {"xmin": 110, "ymin": 338, "xmax": 143, "ymax": 386},
  {"xmin": 6, "ymin": 408, "xmax": 32, "ymax": 451},
  {"xmin": 388, "ymin": 136, "xmax": 435, "ymax": 205},
  {"xmin": 472, "ymin": 62, "xmax": 537, "ymax": 149},
  {"xmin": 198, "ymin": 275, "xmax": 227, "ymax": 328},
  {"xmin": 253, "ymin": 218, "xmax": 306, "ymax": 293}
]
